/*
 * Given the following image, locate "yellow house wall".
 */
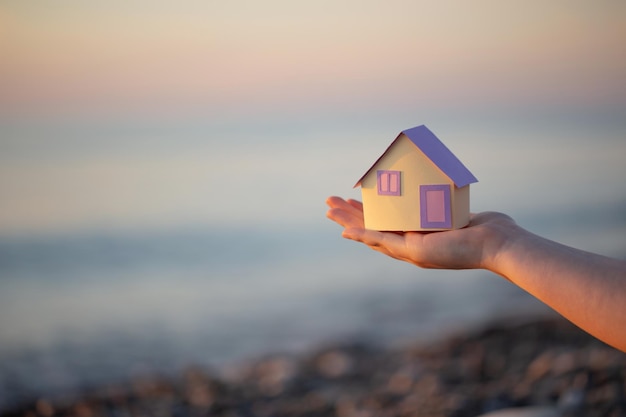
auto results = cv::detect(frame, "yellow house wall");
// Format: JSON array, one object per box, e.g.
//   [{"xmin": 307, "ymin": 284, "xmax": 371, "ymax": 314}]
[
  {"xmin": 452, "ymin": 184, "xmax": 470, "ymax": 230},
  {"xmin": 361, "ymin": 134, "xmax": 471, "ymax": 231}
]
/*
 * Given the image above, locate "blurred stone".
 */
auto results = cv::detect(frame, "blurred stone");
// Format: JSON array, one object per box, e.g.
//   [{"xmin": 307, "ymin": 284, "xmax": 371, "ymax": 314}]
[
  {"xmin": 558, "ymin": 387, "xmax": 585, "ymax": 412},
  {"xmin": 254, "ymin": 356, "xmax": 297, "ymax": 396},
  {"xmin": 386, "ymin": 369, "xmax": 413, "ymax": 395},
  {"xmin": 71, "ymin": 401, "xmax": 95, "ymax": 417},
  {"xmin": 526, "ymin": 351, "xmax": 554, "ymax": 382},
  {"xmin": 551, "ymin": 350, "xmax": 578, "ymax": 376},
  {"xmin": 182, "ymin": 367, "xmax": 216, "ymax": 408},
  {"xmin": 34, "ymin": 399, "xmax": 54, "ymax": 417},
  {"xmin": 316, "ymin": 350, "xmax": 353, "ymax": 379},
  {"xmin": 477, "ymin": 406, "xmax": 560, "ymax": 417}
]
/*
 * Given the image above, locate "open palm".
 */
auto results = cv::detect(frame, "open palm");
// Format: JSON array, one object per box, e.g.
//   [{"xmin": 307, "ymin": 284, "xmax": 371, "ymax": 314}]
[{"xmin": 326, "ymin": 196, "xmax": 515, "ymax": 270}]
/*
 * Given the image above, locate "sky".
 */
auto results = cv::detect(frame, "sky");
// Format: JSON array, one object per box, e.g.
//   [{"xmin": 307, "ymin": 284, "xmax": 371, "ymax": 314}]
[
  {"xmin": 2, "ymin": 1, "xmax": 625, "ymax": 120},
  {"xmin": 1, "ymin": 1, "xmax": 625, "ymax": 235}
]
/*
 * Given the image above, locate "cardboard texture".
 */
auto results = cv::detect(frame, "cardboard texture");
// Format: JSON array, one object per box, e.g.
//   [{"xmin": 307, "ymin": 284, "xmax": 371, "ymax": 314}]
[{"xmin": 354, "ymin": 125, "xmax": 477, "ymax": 231}]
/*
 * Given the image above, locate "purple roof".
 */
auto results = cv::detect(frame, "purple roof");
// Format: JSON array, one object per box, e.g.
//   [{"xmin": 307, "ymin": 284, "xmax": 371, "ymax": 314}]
[{"xmin": 354, "ymin": 125, "xmax": 478, "ymax": 188}]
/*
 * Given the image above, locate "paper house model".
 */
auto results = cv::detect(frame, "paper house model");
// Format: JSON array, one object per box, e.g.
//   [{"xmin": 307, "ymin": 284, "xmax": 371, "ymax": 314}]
[{"xmin": 354, "ymin": 125, "xmax": 478, "ymax": 231}]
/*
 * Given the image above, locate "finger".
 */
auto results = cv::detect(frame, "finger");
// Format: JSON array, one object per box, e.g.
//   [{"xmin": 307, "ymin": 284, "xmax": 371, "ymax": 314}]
[
  {"xmin": 327, "ymin": 195, "xmax": 362, "ymax": 214},
  {"xmin": 343, "ymin": 227, "xmax": 408, "ymax": 259},
  {"xmin": 327, "ymin": 207, "xmax": 365, "ymax": 229},
  {"xmin": 326, "ymin": 196, "xmax": 347, "ymax": 208},
  {"xmin": 340, "ymin": 227, "xmax": 394, "ymax": 257},
  {"xmin": 326, "ymin": 196, "xmax": 364, "ymax": 223},
  {"xmin": 343, "ymin": 200, "xmax": 366, "ymax": 223},
  {"xmin": 345, "ymin": 199, "xmax": 363, "ymax": 211}
]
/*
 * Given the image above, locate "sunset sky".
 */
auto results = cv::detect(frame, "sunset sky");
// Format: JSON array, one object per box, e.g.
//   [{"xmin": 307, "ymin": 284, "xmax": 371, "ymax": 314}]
[
  {"xmin": 1, "ymin": 1, "xmax": 625, "ymax": 235},
  {"xmin": 3, "ymin": 1, "xmax": 625, "ymax": 120}
]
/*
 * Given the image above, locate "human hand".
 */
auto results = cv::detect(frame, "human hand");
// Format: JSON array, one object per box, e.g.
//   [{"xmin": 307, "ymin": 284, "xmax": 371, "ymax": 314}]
[
  {"xmin": 328, "ymin": 196, "xmax": 626, "ymax": 352},
  {"xmin": 326, "ymin": 196, "xmax": 517, "ymax": 270}
]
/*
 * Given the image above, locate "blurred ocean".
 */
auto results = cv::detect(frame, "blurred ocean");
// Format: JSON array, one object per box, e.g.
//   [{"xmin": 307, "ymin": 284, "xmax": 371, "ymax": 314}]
[{"xmin": 1, "ymin": 113, "xmax": 625, "ymax": 409}]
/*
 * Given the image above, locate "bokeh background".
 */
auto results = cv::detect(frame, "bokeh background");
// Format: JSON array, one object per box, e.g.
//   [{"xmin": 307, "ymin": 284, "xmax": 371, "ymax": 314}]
[{"xmin": 1, "ymin": 0, "xmax": 625, "ymax": 409}]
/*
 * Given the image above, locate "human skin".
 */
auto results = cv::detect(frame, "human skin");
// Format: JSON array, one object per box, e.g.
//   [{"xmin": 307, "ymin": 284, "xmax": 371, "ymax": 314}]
[{"xmin": 326, "ymin": 196, "xmax": 626, "ymax": 352}]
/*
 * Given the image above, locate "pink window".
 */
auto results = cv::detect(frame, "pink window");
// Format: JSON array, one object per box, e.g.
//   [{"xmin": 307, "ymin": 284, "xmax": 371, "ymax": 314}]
[
  {"xmin": 420, "ymin": 184, "xmax": 452, "ymax": 228},
  {"xmin": 377, "ymin": 170, "xmax": 401, "ymax": 196}
]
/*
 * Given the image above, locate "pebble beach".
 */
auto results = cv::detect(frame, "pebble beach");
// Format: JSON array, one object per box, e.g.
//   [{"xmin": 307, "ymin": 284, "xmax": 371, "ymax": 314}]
[{"xmin": 3, "ymin": 316, "xmax": 625, "ymax": 417}]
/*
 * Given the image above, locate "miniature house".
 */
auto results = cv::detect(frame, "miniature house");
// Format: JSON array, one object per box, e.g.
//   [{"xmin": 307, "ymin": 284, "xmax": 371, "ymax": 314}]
[{"xmin": 354, "ymin": 125, "xmax": 478, "ymax": 231}]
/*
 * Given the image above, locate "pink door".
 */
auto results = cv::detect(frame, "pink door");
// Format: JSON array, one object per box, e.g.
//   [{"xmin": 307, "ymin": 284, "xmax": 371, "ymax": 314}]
[{"xmin": 420, "ymin": 184, "xmax": 452, "ymax": 229}]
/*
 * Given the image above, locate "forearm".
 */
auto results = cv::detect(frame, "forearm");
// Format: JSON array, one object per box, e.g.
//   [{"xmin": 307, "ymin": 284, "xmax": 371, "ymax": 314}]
[{"xmin": 486, "ymin": 223, "xmax": 626, "ymax": 352}]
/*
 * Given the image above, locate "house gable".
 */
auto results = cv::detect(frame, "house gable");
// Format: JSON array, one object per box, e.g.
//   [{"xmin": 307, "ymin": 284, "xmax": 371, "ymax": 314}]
[
  {"xmin": 355, "ymin": 125, "xmax": 477, "ymax": 188},
  {"xmin": 360, "ymin": 134, "xmax": 452, "ymax": 193}
]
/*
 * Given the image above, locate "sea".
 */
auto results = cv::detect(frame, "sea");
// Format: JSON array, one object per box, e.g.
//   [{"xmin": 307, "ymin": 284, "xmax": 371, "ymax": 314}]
[{"xmin": 1, "ymin": 110, "xmax": 625, "ymax": 410}]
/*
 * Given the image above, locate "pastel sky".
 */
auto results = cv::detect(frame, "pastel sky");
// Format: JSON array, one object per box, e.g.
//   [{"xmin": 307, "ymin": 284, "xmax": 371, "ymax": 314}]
[
  {"xmin": 1, "ymin": 1, "xmax": 625, "ymax": 235},
  {"xmin": 2, "ymin": 1, "xmax": 625, "ymax": 121}
]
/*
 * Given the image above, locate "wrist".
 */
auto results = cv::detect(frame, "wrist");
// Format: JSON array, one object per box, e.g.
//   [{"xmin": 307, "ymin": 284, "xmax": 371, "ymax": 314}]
[{"xmin": 479, "ymin": 217, "xmax": 528, "ymax": 276}]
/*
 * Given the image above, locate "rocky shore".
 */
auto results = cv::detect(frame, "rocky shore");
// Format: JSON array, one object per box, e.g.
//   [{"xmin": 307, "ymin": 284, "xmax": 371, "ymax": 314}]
[{"xmin": 3, "ymin": 317, "xmax": 625, "ymax": 417}]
